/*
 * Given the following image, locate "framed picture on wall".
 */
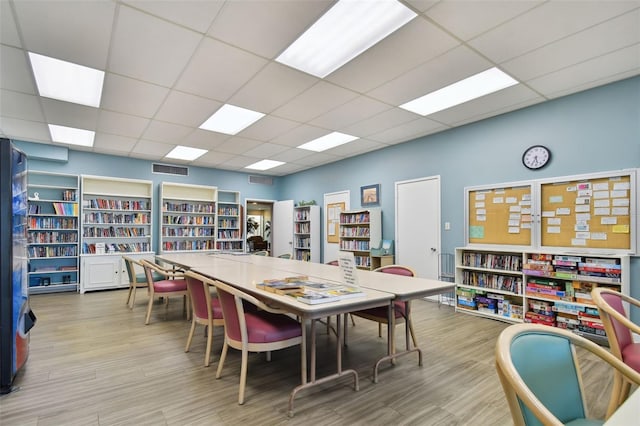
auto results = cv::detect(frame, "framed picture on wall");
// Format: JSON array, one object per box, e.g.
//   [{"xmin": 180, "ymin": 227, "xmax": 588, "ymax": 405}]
[{"xmin": 361, "ymin": 184, "xmax": 380, "ymax": 206}]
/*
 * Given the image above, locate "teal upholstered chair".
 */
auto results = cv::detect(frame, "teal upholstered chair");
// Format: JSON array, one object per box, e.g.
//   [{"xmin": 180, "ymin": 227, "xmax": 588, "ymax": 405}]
[
  {"xmin": 123, "ymin": 256, "xmax": 162, "ymax": 309},
  {"xmin": 495, "ymin": 323, "xmax": 640, "ymax": 425}
]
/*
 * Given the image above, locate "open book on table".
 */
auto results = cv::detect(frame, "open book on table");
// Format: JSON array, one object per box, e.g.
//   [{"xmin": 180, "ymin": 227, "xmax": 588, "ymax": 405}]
[{"xmin": 256, "ymin": 275, "xmax": 365, "ymax": 304}]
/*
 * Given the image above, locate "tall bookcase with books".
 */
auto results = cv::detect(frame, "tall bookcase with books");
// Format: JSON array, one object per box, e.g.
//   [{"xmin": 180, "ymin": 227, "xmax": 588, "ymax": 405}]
[
  {"xmin": 339, "ymin": 208, "xmax": 381, "ymax": 270},
  {"xmin": 80, "ymin": 175, "xmax": 154, "ymax": 293},
  {"xmin": 293, "ymin": 205, "xmax": 320, "ymax": 262},
  {"xmin": 160, "ymin": 182, "xmax": 217, "ymax": 253},
  {"xmin": 216, "ymin": 190, "xmax": 243, "ymax": 252},
  {"xmin": 27, "ymin": 171, "xmax": 79, "ymax": 293},
  {"xmin": 455, "ymin": 247, "xmax": 629, "ymax": 344}
]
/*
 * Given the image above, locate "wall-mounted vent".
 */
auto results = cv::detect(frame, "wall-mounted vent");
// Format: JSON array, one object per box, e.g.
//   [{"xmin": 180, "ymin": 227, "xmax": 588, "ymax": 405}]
[
  {"xmin": 152, "ymin": 163, "xmax": 189, "ymax": 176},
  {"xmin": 248, "ymin": 175, "xmax": 273, "ymax": 185}
]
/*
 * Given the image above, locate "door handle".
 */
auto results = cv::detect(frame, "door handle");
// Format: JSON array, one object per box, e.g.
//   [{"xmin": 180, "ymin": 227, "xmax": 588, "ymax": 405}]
[{"xmin": 430, "ymin": 248, "xmax": 437, "ymax": 252}]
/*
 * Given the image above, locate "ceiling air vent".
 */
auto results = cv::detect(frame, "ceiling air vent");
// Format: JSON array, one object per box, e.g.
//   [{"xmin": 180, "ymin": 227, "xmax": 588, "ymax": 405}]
[
  {"xmin": 152, "ymin": 163, "xmax": 189, "ymax": 176},
  {"xmin": 248, "ymin": 175, "xmax": 273, "ymax": 185}
]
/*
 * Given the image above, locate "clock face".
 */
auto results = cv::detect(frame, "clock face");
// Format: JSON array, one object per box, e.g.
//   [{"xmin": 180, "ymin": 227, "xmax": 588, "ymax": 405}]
[{"xmin": 522, "ymin": 145, "xmax": 551, "ymax": 170}]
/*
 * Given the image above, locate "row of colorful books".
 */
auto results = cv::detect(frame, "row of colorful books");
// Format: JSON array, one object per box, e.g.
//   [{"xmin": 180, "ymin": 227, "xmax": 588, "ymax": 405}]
[
  {"xmin": 455, "ymin": 289, "xmax": 523, "ymax": 319},
  {"xmin": 256, "ymin": 275, "xmax": 365, "ymax": 305}
]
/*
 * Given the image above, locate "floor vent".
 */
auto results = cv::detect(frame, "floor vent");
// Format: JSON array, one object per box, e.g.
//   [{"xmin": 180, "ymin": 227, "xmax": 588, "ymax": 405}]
[
  {"xmin": 152, "ymin": 163, "xmax": 189, "ymax": 176},
  {"xmin": 248, "ymin": 175, "xmax": 273, "ymax": 185}
]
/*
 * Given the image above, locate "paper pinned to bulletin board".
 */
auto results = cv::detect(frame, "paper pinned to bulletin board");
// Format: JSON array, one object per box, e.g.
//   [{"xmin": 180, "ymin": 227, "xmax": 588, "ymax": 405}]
[{"xmin": 327, "ymin": 202, "xmax": 345, "ymax": 244}]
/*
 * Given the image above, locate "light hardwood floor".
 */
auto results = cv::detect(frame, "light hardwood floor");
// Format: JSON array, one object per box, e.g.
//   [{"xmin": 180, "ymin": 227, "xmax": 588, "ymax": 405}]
[{"xmin": 1, "ymin": 290, "xmax": 614, "ymax": 425}]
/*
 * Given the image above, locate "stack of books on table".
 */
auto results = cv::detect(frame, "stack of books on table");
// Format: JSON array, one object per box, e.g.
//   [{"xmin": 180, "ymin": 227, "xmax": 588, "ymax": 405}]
[{"xmin": 256, "ymin": 275, "xmax": 365, "ymax": 304}]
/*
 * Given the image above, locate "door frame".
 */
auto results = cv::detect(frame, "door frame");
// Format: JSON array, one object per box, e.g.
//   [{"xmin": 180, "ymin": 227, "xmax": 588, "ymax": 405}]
[{"xmin": 244, "ymin": 198, "xmax": 275, "ymax": 253}]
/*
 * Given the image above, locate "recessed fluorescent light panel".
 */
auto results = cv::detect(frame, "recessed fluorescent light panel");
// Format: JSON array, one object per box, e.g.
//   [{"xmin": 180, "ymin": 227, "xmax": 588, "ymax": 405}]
[
  {"xmin": 400, "ymin": 67, "xmax": 519, "ymax": 116},
  {"xmin": 245, "ymin": 160, "xmax": 285, "ymax": 171},
  {"xmin": 29, "ymin": 52, "xmax": 105, "ymax": 108},
  {"xmin": 165, "ymin": 146, "xmax": 208, "ymax": 161},
  {"xmin": 297, "ymin": 132, "xmax": 359, "ymax": 152},
  {"xmin": 199, "ymin": 104, "xmax": 265, "ymax": 135},
  {"xmin": 48, "ymin": 124, "xmax": 95, "ymax": 147},
  {"xmin": 276, "ymin": 0, "xmax": 417, "ymax": 78}
]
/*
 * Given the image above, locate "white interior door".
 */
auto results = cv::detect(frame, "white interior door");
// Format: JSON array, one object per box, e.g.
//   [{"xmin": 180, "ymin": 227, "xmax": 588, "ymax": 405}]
[
  {"xmin": 395, "ymin": 176, "xmax": 441, "ymax": 282},
  {"xmin": 323, "ymin": 190, "xmax": 350, "ymax": 264},
  {"xmin": 272, "ymin": 200, "xmax": 294, "ymax": 257}
]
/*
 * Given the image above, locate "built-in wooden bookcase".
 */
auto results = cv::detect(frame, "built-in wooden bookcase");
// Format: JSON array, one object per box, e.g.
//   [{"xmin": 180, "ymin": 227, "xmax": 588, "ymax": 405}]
[
  {"xmin": 293, "ymin": 205, "xmax": 320, "ymax": 262},
  {"xmin": 27, "ymin": 171, "xmax": 79, "ymax": 293},
  {"xmin": 80, "ymin": 175, "xmax": 153, "ymax": 293},
  {"xmin": 216, "ymin": 190, "xmax": 243, "ymax": 252},
  {"xmin": 339, "ymin": 208, "xmax": 381, "ymax": 270},
  {"xmin": 455, "ymin": 247, "xmax": 629, "ymax": 344},
  {"xmin": 160, "ymin": 182, "xmax": 217, "ymax": 253}
]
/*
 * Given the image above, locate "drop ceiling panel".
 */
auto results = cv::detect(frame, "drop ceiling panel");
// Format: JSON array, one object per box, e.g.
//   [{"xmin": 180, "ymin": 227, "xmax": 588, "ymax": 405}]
[
  {"xmin": 154, "ymin": 91, "xmax": 222, "ymax": 127},
  {"xmin": 237, "ymin": 115, "xmax": 301, "ymax": 142},
  {"xmin": 109, "ymin": 6, "xmax": 202, "ymax": 87},
  {"xmin": 309, "ymin": 96, "xmax": 392, "ymax": 130},
  {"xmin": 293, "ymin": 151, "xmax": 339, "ymax": 166},
  {"xmin": 180, "ymin": 128, "xmax": 230, "ymax": 150},
  {"xmin": 214, "ymin": 136, "xmax": 262, "ymax": 155},
  {"xmin": 175, "ymin": 37, "xmax": 268, "ymax": 102},
  {"xmin": 131, "ymin": 139, "xmax": 173, "ymax": 159},
  {"xmin": 270, "ymin": 124, "xmax": 329, "ymax": 148},
  {"xmin": 327, "ymin": 17, "xmax": 460, "ymax": 93},
  {"xmin": 41, "ymin": 98, "xmax": 99, "ymax": 130},
  {"xmin": 229, "ymin": 62, "xmax": 318, "ymax": 114},
  {"xmin": 13, "ymin": 0, "xmax": 115, "ymax": 69},
  {"xmin": 97, "ymin": 110, "xmax": 149, "ymax": 139},
  {"xmin": 192, "ymin": 150, "xmax": 236, "ymax": 167},
  {"xmin": 0, "ymin": 90, "xmax": 43, "ymax": 123},
  {"xmin": 272, "ymin": 81, "xmax": 359, "ymax": 123},
  {"xmin": 329, "ymin": 138, "xmax": 387, "ymax": 157},
  {"xmin": 122, "ymin": 0, "xmax": 223, "ymax": 33},
  {"xmin": 243, "ymin": 142, "xmax": 290, "ymax": 159},
  {"xmin": 502, "ymin": 9, "xmax": 640, "ymax": 82},
  {"xmin": 367, "ymin": 45, "xmax": 493, "ymax": 105},
  {"xmin": 0, "ymin": 45, "xmax": 37, "ymax": 94},
  {"xmin": 369, "ymin": 116, "xmax": 446, "ymax": 144},
  {"xmin": 270, "ymin": 147, "xmax": 315, "ymax": 163},
  {"xmin": 100, "ymin": 74, "xmax": 169, "ymax": 118},
  {"xmin": 0, "ymin": 116, "xmax": 50, "ymax": 143},
  {"xmin": 141, "ymin": 120, "xmax": 192, "ymax": 144},
  {"xmin": 469, "ymin": 1, "xmax": 640, "ymax": 64},
  {"xmin": 93, "ymin": 133, "xmax": 138, "ymax": 154},
  {"xmin": 208, "ymin": 0, "xmax": 333, "ymax": 59},
  {"xmin": 343, "ymin": 108, "xmax": 423, "ymax": 138},
  {"xmin": 424, "ymin": 0, "xmax": 543, "ymax": 41},
  {"xmin": 1, "ymin": 1, "xmax": 21, "ymax": 47}
]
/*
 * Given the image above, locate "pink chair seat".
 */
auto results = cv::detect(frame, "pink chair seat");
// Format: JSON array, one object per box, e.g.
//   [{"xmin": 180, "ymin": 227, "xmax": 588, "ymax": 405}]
[
  {"xmin": 244, "ymin": 311, "xmax": 302, "ymax": 343},
  {"xmin": 154, "ymin": 279, "xmax": 187, "ymax": 293},
  {"xmin": 622, "ymin": 343, "xmax": 640, "ymax": 372}
]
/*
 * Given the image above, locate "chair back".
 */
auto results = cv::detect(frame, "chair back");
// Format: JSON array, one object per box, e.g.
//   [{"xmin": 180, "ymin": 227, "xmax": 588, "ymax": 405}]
[
  {"xmin": 374, "ymin": 265, "xmax": 415, "ymax": 277},
  {"xmin": 277, "ymin": 253, "xmax": 291, "ymax": 259},
  {"xmin": 214, "ymin": 281, "xmax": 248, "ymax": 343},
  {"xmin": 326, "ymin": 260, "xmax": 339, "ymax": 266},
  {"xmin": 253, "ymin": 250, "xmax": 268, "ymax": 256},
  {"xmin": 597, "ymin": 290, "xmax": 633, "ymax": 355},
  {"xmin": 186, "ymin": 274, "xmax": 212, "ymax": 322},
  {"xmin": 123, "ymin": 256, "xmax": 138, "ymax": 284}
]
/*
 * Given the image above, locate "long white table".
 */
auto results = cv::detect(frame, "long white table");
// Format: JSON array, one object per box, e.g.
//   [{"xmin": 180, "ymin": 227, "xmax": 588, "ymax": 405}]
[
  {"xmin": 157, "ymin": 252, "xmax": 455, "ymax": 414},
  {"xmin": 604, "ymin": 387, "xmax": 640, "ymax": 425}
]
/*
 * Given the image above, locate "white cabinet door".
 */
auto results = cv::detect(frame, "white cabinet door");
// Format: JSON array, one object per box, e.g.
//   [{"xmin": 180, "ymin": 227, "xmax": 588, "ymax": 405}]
[{"xmin": 81, "ymin": 255, "xmax": 120, "ymax": 293}]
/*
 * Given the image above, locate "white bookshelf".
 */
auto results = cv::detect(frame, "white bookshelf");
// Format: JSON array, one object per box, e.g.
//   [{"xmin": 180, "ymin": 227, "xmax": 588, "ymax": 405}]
[
  {"xmin": 293, "ymin": 205, "xmax": 320, "ymax": 262},
  {"xmin": 339, "ymin": 208, "xmax": 381, "ymax": 270},
  {"xmin": 216, "ymin": 190, "xmax": 243, "ymax": 252}
]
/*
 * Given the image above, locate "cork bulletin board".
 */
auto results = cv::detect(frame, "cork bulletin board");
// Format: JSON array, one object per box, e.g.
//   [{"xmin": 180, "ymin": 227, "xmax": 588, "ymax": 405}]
[
  {"xmin": 540, "ymin": 174, "xmax": 631, "ymax": 250},
  {"xmin": 467, "ymin": 185, "xmax": 532, "ymax": 246},
  {"xmin": 326, "ymin": 202, "xmax": 345, "ymax": 244}
]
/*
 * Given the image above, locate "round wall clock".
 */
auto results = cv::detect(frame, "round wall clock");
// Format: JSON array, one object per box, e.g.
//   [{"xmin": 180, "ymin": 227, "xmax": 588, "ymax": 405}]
[{"xmin": 522, "ymin": 145, "xmax": 551, "ymax": 170}]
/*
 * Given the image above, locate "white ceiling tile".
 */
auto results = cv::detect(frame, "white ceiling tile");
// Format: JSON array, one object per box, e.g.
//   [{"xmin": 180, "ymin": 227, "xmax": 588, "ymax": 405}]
[
  {"xmin": 176, "ymin": 37, "xmax": 268, "ymax": 102},
  {"xmin": 229, "ymin": 62, "xmax": 318, "ymax": 114},
  {"xmin": 326, "ymin": 17, "xmax": 460, "ymax": 93},
  {"xmin": 0, "ymin": 89, "xmax": 44, "ymax": 122},
  {"xmin": 343, "ymin": 108, "xmax": 420, "ymax": 138},
  {"xmin": 101, "ymin": 73, "xmax": 169, "ymax": 118},
  {"xmin": 237, "ymin": 115, "xmax": 300, "ymax": 142},
  {"xmin": 309, "ymin": 96, "xmax": 392, "ymax": 130},
  {"xmin": 93, "ymin": 133, "xmax": 138, "ymax": 154},
  {"xmin": 243, "ymin": 142, "xmax": 290, "ymax": 159},
  {"xmin": 424, "ymin": 0, "xmax": 543, "ymax": 41},
  {"xmin": 1, "ymin": 1, "xmax": 21, "ymax": 47},
  {"xmin": 403, "ymin": 0, "xmax": 440, "ymax": 13},
  {"xmin": 267, "ymin": 162, "xmax": 306, "ymax": 176},
  {"xmin": 131, "ymin": 139, "xmax": 173, "ymax": 159},
  {"xmin": 428, "ymin": 84, "xmax": 543, "ymax": 125},
  {"xmin": 502, "ymin": 9, "xmax": 640, "ymax": 82},
  {"xmin": 329, "ymin": 138, "xmax": 387, "ymax": 157},
  {"xmin": 369, "ymin": 116, "xmax": 445, "ymax": 144},
  {"xmin": 368, "ymin": 45, "xmax": 493, "ymax": 105},
  {"xmin": 97, "ymin": 110, "xmax": 149, "ymax": 139},
  {"xmin": 293, "ymin": 151, "xmax": 339, "ymax": 167},
  {"xmin": 527, "ymin": 43, "xmax": 640, "ymax": 98},
  {"xmin": 451, "ymin": 96, "xmax": 546, "ymax": 128},
  {"xmin": 223, "ymin": 154, "xmax": 263, "ymax": 169},
  {"xmin": 272, "ymin": 81, "xmax": 358, "ymax": 123},
  {"xmin": 141, "ymin": 120, "xmax": 192, "ymax": 144},
  {"xmin": 180, "ymin": 128, "xmax": 230, "ymax": 150},
  {"xmin": 154, "ymin": 91, "xmax": 222, "ymax": 127},
  {"xmin": 41, "ymin": 98, "xmax": 99, "ymax": 130},
  {"xmin": 208, "ymin": 0, "xmax": 333, "ymax": 58},
  {"xmin": 270, "ymin": 124, "xmax": 329, "ymax": 148},
  {"xmin": 192, "ymin": 150, "xmax": 236, "ymax": 167},
  {"xmin": 13, "ymin": 0, "xmax": 115, "ymax": 69},
  {"xmin": 123, "ymin": 0, "xmax": 223, "ymax": 33},
  {"xmin": 215, "ymin": 136, "xmax": 262, "ymax": 155},
  {"xmin": 469, "ymin": 1, "xmax": 640, "ymax": 63},
  {"xmin": 0, "ymin": 116, "xmax": 51, "ymax": 143},
  {"xmin": 1, "ymin": 45, "xmax": 37, "ymax": 94},
  {"xmin": 269, "ymin": 147, "xmax": 315, "ymax": 163},
  {"xmin": 109, "ymin": 5, "xmax": 202, "ymax": 87}
]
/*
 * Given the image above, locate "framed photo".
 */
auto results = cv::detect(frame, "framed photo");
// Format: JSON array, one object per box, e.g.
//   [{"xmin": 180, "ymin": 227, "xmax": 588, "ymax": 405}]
[{"xmin": 361, "ymin": 184, "xmax": 380, "ymax": 207}]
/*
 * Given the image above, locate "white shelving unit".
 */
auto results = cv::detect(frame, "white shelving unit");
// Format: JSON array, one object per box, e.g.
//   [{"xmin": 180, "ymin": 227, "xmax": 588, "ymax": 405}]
[
  {"xmin": 159, "ymin": 182, "xmax": 217, "ymax": 253},
  {"xmin": 293, "ymin": 205, "xmax": 320, "ymax": 262},
  {"xmin": 216, "ymin": 190, "xmax": 243, "ymax": 252},
  {"xmin": 27, "ymin": 171, "xmax": 79, "ymax": 293},
  {"xmin": 339, "ymin": 208, "xmax": 381, "ymax": 270},
  {"xmin": 455, "ymin": 247, "xmax": 630, "ymax": 344},
  {"xmin": 80, "ymin": 175, "xmax": 153, "ymax": 293}
]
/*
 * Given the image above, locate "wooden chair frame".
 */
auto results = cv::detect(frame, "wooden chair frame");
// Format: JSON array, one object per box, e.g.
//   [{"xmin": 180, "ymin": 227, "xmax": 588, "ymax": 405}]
[
  {"xmin": 140, "ymin": 259, "xmax": 189, "ymax": 325},
  {"xmin": 495, "ymin": 323, "xmax": 640, "ymax": 425},
  {"xmin": 591, "ymin": 287, "xmax": 640, "ymax": 416},
  {"xmin": 123, "ymin": 255, "xmax": 146, "ymax": 309}
]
